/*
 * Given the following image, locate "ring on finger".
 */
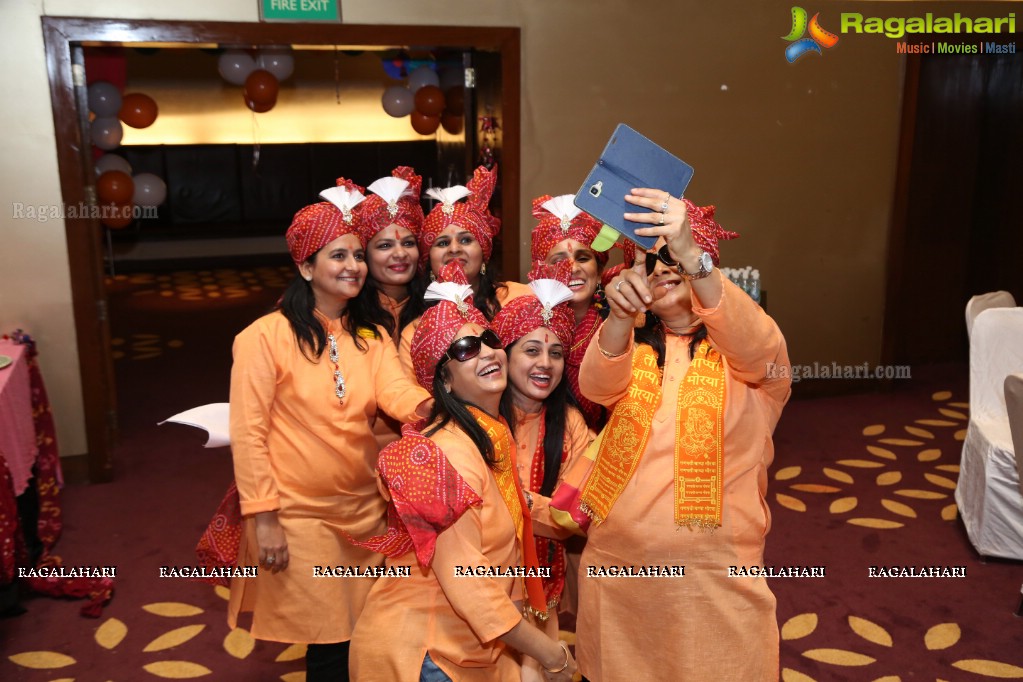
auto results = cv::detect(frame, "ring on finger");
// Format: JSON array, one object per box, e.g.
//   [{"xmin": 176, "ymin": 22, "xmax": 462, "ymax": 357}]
[
  {"xmin": 614, "ymin": 280, "xmax": 627, "ymax": 293},
  {"xmin": 658, "ymin": 213, "xmax": 665, "ymax": 225},
  {"xmin": 659, "ymin": 199, "xmax": 669, "ymax": 212},
  {"xmin": 266, "ymin": 556, "xmax": 275, "ymax": 565}
]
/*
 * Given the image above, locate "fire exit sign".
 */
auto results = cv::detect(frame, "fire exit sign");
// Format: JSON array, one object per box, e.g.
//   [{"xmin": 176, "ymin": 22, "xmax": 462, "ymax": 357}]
[{"xmin": 260, "ymin": 0, "xmax": 341, "ymax": 22}]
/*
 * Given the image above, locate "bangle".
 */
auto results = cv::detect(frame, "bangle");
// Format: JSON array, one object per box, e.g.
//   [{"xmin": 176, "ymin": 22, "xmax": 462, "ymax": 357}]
[
  {"xmin": 524, "ymin": 491, "xmax": 533, "ymax": 510},
  {"xmin": 598, "ymin": 342, "xmax": 627, "ymax": 359},
  {"xmin": 544, "ymin": 641, "xmax": 570, "ymax": 674}
]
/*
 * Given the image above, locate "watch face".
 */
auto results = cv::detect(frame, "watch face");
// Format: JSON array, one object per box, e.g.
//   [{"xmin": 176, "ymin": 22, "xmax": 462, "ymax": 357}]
[{"xmin": 700, "ymin": 251, "xmax": 714, "ymax": 272}]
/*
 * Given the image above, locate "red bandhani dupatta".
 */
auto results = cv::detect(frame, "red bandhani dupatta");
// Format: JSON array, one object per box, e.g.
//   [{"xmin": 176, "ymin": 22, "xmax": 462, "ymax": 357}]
[
  {"xmin": 349, "ymin": 422, "xmax": 483, "ymax": 567},
  {"xmin": 566, "ymin": 306, "xmax": 606, "ymax": 431},
  {"xmin": 193, "ymin": 482, "xmax": 243, "ymax": 587}
]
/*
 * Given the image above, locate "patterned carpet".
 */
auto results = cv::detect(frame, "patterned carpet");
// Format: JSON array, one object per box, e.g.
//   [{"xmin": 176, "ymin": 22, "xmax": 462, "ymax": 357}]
[{"xmin": 2, "ymin": 270, "xmax": 1021, "ymax": 681}]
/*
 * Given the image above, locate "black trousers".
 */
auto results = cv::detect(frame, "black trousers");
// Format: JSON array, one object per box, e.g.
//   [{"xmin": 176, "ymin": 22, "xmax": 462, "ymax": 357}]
[{"xmin": 306, "ymin": 641, "xmax": 350, "ymax": 682}]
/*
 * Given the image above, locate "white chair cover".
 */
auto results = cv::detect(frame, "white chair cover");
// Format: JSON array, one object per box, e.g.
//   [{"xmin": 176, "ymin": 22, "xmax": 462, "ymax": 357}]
[
  {"xmin": 965, "ymin": 291, "xmax": 1016, "ymax": 339},
  {"xmin": 955, "ymin": 308, "xmax": 1023, "ymax": 559},
  {"xmin": 1005, "ymin": 373, "xmax": 1023, "ymax": 496},
  {"xmin": 159, "ymin": 403, "xmax": 231, "ymax": 448}
]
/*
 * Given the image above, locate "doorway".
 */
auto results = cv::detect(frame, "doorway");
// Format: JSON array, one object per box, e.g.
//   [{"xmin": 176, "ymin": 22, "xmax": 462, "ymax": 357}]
[{"xmin": 41, "ymin": 17, "xmax": 521, "ymax": 481}]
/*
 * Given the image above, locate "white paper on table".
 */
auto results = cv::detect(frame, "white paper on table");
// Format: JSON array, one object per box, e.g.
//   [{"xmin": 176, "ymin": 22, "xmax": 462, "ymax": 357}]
[{"xmin": 159, "ymin": 403, "xmax": 231, "ymax": 448}]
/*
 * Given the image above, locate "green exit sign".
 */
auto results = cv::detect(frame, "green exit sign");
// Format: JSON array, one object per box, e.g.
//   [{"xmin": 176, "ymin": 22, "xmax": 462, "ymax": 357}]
[{"xmin": 260, "ymin": 0, "xmax": 341, "ymax": 22}]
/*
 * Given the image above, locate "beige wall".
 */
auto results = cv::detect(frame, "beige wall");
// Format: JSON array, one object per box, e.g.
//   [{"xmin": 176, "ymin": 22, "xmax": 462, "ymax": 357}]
[{"xmin": 3, "ymin": 0, "xmax": 917, "ymax": 455}]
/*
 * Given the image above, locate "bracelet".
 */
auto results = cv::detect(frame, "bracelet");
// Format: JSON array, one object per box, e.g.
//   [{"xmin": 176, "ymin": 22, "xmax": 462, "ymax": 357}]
[
  {"xmin": 544, "ymin": 641, "xmax": 570, "ymax": 674},
  {"xmin": 524, "ymin": 491, "xmax": 534, "ymax": 511},
  {"xmin": 597, "ymin": 342, "xmax": 627, "ymax": 359}
]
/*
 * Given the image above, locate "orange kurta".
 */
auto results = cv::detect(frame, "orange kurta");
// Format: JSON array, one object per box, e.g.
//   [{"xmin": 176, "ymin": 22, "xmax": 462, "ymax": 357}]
[
  {"xmin": 349, "ymin": 423, "xmax": 526, "ymax": 681},
  {"xmin": 398, "ymin": 280, "xmax": 532, "ymax": 381},
  {"xmin": 371, "ymin": 292, "xmax": 410, "ymax": 451},
  {"xmin": 575, "ymin": 272, "xmax": 791, "ymax": 681},
  {"xmin": 227, "ymin": 310, "xmax": 429, "ymax": 643}
]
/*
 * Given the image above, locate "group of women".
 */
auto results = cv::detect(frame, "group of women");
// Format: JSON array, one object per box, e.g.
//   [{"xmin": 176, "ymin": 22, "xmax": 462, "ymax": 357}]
[{"xmin": 226, "ymin": 163, "xmax": 791, "ymax": 681}]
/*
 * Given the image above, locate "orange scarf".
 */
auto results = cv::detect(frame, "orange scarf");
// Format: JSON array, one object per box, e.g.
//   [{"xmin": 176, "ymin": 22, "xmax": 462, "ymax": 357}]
[
  {"xmin": 580, "ymin": 339, "xmax": 726, "ymax": 530},
  {"xmin": 467, "ymin": 407, "xmax": 550, "ymax": 622}
]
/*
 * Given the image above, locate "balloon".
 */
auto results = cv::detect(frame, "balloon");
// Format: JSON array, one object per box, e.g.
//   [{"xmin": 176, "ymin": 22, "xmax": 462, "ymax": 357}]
[
  {"xmin": 95, "ymin": 153, "xmax": 132, "ymax": 177},
  {"xmin": 87, "ymin": 82, "xmax": 122, "ymax": 117},
  {"xmin": 119, "ymin": 93, "xmax": 158, "ymax": 129},
  {"xmin": 245, "ymin": 95, "xmax": 276, "ymax": 113},
  {"xmin": 244, "ymin": 69, "xmax": 279, "ymax": 105},
  {"xmin": 407, "ymin": 65, "xmax": 440, "ymax": 93},
  {"xmin": 444, "ymin": 86, "xmax": 465, "ymax": 114},
  {"xmin": 441, "ymin": 112, "xmax": 464, "ymax": 135},
  {"xmin": 414, "ymin": 85, "xmax": 445, "ymax": 117},
  {"xmin": 439, "ymin": 67, "xmax": 463, "ymax": 91},
  {"xmin": 132, "ymin": 173, "xmax": 167, "ymax": 207},
  {"xmin": 91, "ymin": 117, "xmax": 123, "ymax": 150},
  {"xmin": 97, "ymin": 171, "xmax": 135, "ymax": 204},
  {"xmin": 218, "ymin": 50, "xmax": 257, "ymax": 86},
  {"xmin": 381, "ymin": 86, "xmax": 415, "ymax": 117},
  {"xmin": 101, "ymin": 202, "xmax": 134, "ymax": 229},
  {"xmin": 410, "ymin": 111, "xmax": 440, "ymax": 136},
  {"xmin": 257, "ymin": 48, "xmax": 295, "ymax": 81}
]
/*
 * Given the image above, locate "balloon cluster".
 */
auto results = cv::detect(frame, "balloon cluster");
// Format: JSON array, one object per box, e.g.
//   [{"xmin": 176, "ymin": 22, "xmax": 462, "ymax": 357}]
[
  {"xmin": 87, "ymin": 81, "xmax": 165, "ymax": 228},
  {"xmin": 218, "ymin": 47, "xmax": 294, "ymax": 113},
  {"xmin": 381, "ymin": 65, "xmax": 464, "ymax": 136}
]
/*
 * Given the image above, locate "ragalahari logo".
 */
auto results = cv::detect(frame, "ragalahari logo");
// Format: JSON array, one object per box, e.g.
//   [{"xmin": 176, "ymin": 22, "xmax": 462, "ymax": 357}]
[{"xmin": 783, "ymin": 7, "xmax": 840, "ymax": 62}]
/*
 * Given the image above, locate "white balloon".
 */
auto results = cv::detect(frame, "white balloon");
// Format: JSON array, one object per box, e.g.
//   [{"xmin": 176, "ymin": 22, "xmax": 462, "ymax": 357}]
[
  {"xmin": 95, "ymin": 153, "xmax": 132, "ymax": 177},
  {"xmin": 381, "ymin": 85, "xmax": 415, "ymax": 117},
  {"xmin": 88, "ymin": 82, "xmax": 122, "ymax": 117},
  {"xmin": 132, "ymin": 173, "xmax": 167, "ymax": 207},
  {"xmin": 257, "ymin": 48, "xmax": 295, "ymax": 81},
  {"xmin": 91, "ymin": 117, "xmax": 123, "ymax": 150},
  {"xmin": 218, "ymin": 50, "xmax": 257, "ymax": 86},
  {"xmin": 407, "ymin": 65, "xmax": 440, "ymax": 93}
]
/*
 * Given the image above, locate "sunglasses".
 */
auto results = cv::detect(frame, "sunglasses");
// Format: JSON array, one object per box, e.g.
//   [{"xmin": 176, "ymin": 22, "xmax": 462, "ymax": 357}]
[
  {"xmin": 440, "ymin": 329, "xmax": 502, "ymax": 364},
  {"xmin": 645, "ymin": 245, "xmax": 683, "ymax": 277}
]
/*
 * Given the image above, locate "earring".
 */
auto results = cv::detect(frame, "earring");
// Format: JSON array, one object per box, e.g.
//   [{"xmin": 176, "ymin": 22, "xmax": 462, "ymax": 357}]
[
  {"xmin": 303, "ymin": 275, "xmax": 313, "ymax": 282},
  {"xmin": 480, "ymin": 262, "xmax": 487, "ymax": 276}
]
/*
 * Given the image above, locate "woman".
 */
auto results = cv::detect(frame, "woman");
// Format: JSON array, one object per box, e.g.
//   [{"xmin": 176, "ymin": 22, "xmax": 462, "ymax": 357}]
[
  {"xmin": 228, "ymin": 180, "xmax": 431, "ymax": 681},
  {"xmin": 398, "ymin": 165, "xmax": 529, "ymax": 379},
  {"xmin": 553, "ymin": 190, "xmax": 791, "ymax": 681},
  {"xmin": 531, "ymin": 194, "xmax": 631, "ymax": 432},
  {"xmin": 357, "ymin": 166, "xmax": 425, "ymax": 449},
  {"xmin": 492, "ymin": 262, "xmax": 594, "ymax": 625},
  {"xmin": 350, "ymin": 261, "xmax": 576, "ymax": 682}
]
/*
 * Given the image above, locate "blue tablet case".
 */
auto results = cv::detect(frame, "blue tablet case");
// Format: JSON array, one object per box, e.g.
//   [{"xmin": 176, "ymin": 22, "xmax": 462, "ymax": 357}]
[{"xmin": 574, "ymin": 124, "xmax": 695, "ymax": 250}]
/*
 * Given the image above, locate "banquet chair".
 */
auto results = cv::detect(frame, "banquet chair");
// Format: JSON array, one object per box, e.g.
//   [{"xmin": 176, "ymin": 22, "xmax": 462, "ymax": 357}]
[
  {"xmin": 1005, "ymin": 374, "xmax": 1023, "ymax": 616},
  {"xmin": 965, "ymin": 291, "xmax": 1016, "ymax": 339},
  {"xmin": 955, "ymin": 308, "xmax": 1023, "ymax": 561},
  {"xmin": 158, "ymin": 403, "xmax": 231, "ymax": 448}
]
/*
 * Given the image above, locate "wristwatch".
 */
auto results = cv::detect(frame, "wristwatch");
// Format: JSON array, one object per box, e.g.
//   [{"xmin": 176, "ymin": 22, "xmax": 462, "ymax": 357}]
[{"xmin": 679, "ymin": 250, "xmax": 714, "ymax": 281}]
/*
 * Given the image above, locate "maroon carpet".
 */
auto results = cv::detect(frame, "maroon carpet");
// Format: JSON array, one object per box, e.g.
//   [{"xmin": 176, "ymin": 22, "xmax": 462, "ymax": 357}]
[{"xmin": 2, "ymin": 268, "xmax": 1022, "ymax": 681}]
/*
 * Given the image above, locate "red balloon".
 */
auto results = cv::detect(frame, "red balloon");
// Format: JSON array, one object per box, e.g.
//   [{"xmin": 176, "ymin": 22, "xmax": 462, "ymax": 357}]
[
  {"xmin": 441, "ymin": 112, "xmax": 463, "ymax": 135},
  {"xmin": 244, "ymin": 69, "xmax": 279, "ymax": 105},
  {"xmin": 245, "ymin": 95, "xmax": 276, "ymax": 113},
  {"xmin": 410, "ymin": 111, "xmax": 440, "ymax": 135},
  {"xmin": 444, "ymin": 86, "xmax": 464, "ymax": 114},
  {"xmin": 101, "ymin": 202, "xmax": 134, "ymax": 229},
  {"xmin": 414, "ymin": 85, "xmax": 445, "ymax": 117},
  {"xmin": 119, "ymin": 93, "xmax": 158, "ymax": 129},
  {"xmin": 96, "ymin": 171, "xmax": 135, "ymax": 204}
]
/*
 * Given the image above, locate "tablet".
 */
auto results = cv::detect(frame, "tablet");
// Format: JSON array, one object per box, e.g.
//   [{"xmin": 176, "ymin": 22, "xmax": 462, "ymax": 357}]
[{"xmin": 574, "ymin": 124, "xmax": 695, "ymax": 251}]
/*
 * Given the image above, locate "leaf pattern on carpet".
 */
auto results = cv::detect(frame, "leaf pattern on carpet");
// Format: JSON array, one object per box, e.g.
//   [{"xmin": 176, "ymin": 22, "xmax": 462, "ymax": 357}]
[{"xmin": 773, "ymin": 389, "xmax": 967, "ymax": 528}]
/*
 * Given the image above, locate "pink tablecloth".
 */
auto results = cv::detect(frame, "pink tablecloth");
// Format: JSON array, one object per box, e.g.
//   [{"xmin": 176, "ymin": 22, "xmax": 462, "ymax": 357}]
[{"xmin": 0, "ymin": 340, "xmax": 37, "ymax": 496}]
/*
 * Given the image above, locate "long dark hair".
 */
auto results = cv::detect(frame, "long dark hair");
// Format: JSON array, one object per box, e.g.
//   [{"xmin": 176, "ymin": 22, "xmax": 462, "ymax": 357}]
[
  {"xmin": 498, "ymin": 343, "xmax": 579, "ymax": 496},
  {"xmin": 633, "ymin": 312, "xmax": 709, "ymax": 368},
  {"xmin": 358, "ymin": 274, "xmax": 402, "ymax": 341},
  {"xmin": 277, "ymin": 252, "xmax": 381, "ymax": 360},
  {"xmin": 422, "ymin": 362, "xmax": 498, "ymax": 468},
  {"xmin": 398, "ymin": 263, "xmax": 508, "ymax": 334}
]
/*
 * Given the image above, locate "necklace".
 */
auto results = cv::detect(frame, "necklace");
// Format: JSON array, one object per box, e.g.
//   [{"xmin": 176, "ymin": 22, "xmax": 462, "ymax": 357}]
[
  {"xmin": 663, "ymin": 320, "xmax": 702, "ymax": 336},
  {"xmin": 328, "ymin": 333, "xmax": 346, "ymax": 404}
]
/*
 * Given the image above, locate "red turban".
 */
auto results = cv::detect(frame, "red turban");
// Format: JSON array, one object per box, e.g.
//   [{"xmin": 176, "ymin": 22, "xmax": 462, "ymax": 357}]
[
  {"xmin": 529, "ymin": 194, "xmax": 608, "ymax": 267},
  {"xmin": 410, "ymin": 260, "xmax": 491, "ymax": 391},
  {"xmin": 286, "ymin": 178, "xmax": 367, "ymax": 265},
  {"xmin": 418, "ymin": 165, "xmax": 500, "ymax": 271},
  {"xmin": 492, "ymin": 261, "xmax": 575, "ymax": 349},
  {"xmin": 358, "ymin": 166, "xmax": 425, "ymax": 243}
]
